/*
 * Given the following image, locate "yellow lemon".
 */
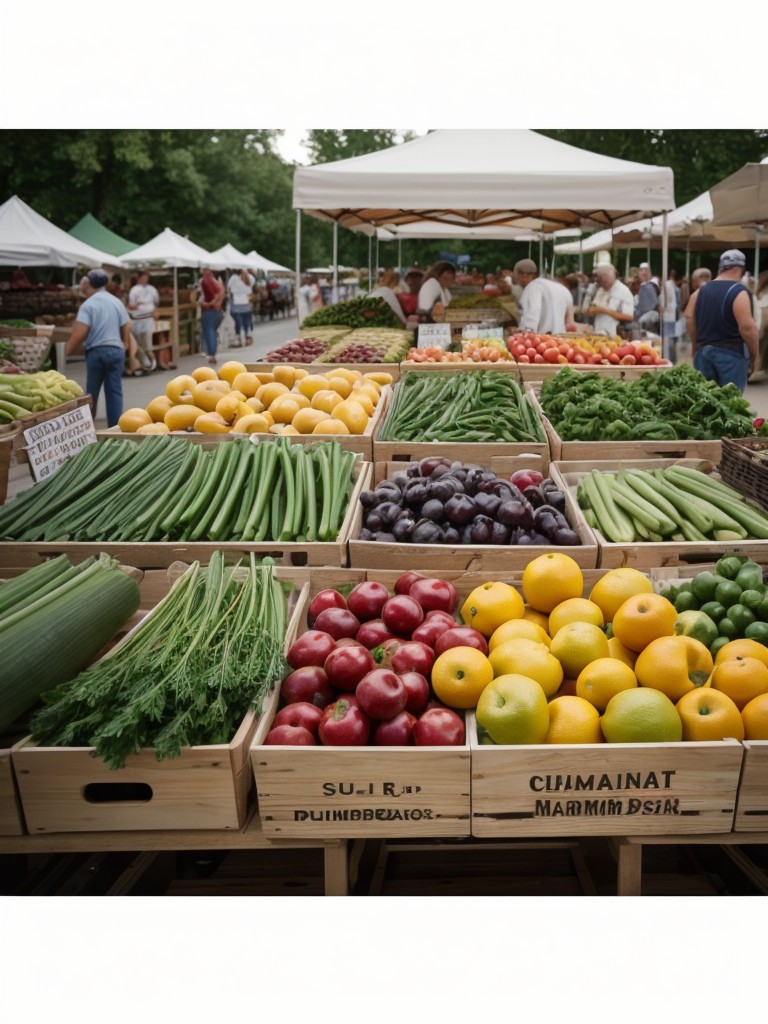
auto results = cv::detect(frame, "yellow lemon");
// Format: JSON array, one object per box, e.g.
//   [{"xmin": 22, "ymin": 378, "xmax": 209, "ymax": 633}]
[
  {"xmin": 545, "ymin": 696, "xmax": 603, "ymax": 744},
  {"xmin": 576, "ymin": 657, "xmax": 638, "ymax": 712},
  {"xmin": 488, "ymin": 638, "xmax": 563, "ymax": 699},
  {"xmin": 521, "ymin": 553, "xmax": 584, "ymax": 613},
  {"xmin": 461, "ymin": 581, "xmax": 525, "ymax": 637},
  {"xmin": 549, "ymin": 621, "xmax": 610, "ymax": 680},
  {"xmin": 489, "ymin": 619, "xmax": 551, "ymax": 651},
  {"xmin": 548, "ymin": 598, "xmax": 604, "ymax": 637},
  {"xmin": 588, "ymin": 568, "xmax": 653, "ymax": 623}
]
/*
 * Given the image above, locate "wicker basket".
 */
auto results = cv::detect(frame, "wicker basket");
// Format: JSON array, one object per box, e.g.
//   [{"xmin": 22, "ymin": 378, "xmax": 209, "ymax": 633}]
[{"xmin": 719, "ymin": 436, "xmax": 768, "ymax": 511}]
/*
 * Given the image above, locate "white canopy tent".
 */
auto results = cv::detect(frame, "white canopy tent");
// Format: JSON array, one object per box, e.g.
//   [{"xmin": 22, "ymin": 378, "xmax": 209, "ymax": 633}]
[
  {"xmin": 206, "ymin": 243, "xmax": 256, "ymax": 271},
  {"xmin": 0, "ymin": 195, "xmax": 124, "ymax": 269},
  {"xmin": 293, "ymin": 129, "xmax": 675, "ymax": 301},
  {"xmin": 710, "ymin": 157, "xmax": 768, "ymax": 281},
  {"xmin": 120, "ymin": 227, "xmax": 214, "ymax": 356},
  {"xmin": 245, "ymin": 249, "xmax": 292, "ymax": 274}
]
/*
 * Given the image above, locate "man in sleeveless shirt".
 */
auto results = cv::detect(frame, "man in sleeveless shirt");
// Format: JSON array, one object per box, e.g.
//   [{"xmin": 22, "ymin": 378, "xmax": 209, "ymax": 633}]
[{"xmin": 684, "ymin": 249, "xmax": 758, "ymax": 392}]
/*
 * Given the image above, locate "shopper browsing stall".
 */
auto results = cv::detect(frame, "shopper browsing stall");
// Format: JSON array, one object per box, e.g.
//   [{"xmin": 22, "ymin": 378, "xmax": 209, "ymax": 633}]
[
  {"xmin": 587, "ymin": 264, "xmax": 635, "ymax": 336},
  {"xmin": 513, "ymin": 259, "xmax": 575, "ymax": 334},
  {"xmin": 417, "ymin": 261, "xmax": 456, "ymax": 320},
  {"xmin": 127, "ymin": 269, "xmax": 159, "ymax": 373},
  {"xmin": 227, "ymin": 268, "xmax": 257, "ymax": 347}
]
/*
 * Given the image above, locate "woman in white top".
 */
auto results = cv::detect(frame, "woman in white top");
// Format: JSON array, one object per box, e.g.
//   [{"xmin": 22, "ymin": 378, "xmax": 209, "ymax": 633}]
[
  {"xmin": 227, "ymin": 269, "xmax": 256, "ymax": 347},
  {"xmin": 417, "ymin": 261, "xmax": 457, "ymax": 320},
  {"xmin": 370, "ymin": 269, "xmax": 407, "ymax": 324}
]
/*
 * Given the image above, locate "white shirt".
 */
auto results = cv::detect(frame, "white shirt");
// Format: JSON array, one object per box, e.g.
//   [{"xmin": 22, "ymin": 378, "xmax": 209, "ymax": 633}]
[
  {"xmin": 417, "ymin": 277, "xmax": 452, "ymax": 313},
  {"xmin": 663, "ymin": 280, "xmax": 678, "ymax": 324},
  {"xmin": 227, "ymin": 272, "xmax": 255, "ymax": 306},
  {"xmin": 128, "ymin": 282, "xmax": 159, "ymax": 319},
  {"xmin": 518, "ymin": 278, "xmax": 573, "ymax": 334},
  {"xmin": 593, "ymin": 279, "xmax": 634, "ymax": 335}
]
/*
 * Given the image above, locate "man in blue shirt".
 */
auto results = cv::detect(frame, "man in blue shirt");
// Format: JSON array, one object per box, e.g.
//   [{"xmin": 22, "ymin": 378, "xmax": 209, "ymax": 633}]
[{"xmin": 66, "ymin": 268, "xmax": 133, "ymax": 426}]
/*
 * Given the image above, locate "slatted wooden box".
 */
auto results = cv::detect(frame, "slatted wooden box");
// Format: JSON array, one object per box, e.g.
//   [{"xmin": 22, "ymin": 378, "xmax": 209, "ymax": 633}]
[
  {"xmin": 733, "ymin": 741, "xmax": 768, "ymax": 832},
  {"xmin": 551, "ymin": 458, "xmax": 768, "ymax": 570},
  {"xmin": 11, "ymin": 568, "xmax": 309, "ymax": 834},
  {"xmin": 347, "ymin": 460, "xmax": 598, "ymax": 572},
  {"xmin": 469, "ymin": 714, "xmax": 744, "ymax": 837}
]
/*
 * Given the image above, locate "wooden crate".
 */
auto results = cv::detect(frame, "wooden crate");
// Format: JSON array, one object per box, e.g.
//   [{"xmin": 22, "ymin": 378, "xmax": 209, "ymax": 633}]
[
  {"xmin": 0, "ymin": 744, "xmax": 25, "ymax": 836},
  {"xmin": 526, "ymin": 384, "xmax": 724, "ymax": 465},
  {"xmin": 734, "ymin": 741, "xmax": 768, "ymax": 832},
  {"xmin": 251, "ymin": 686, "xmax": 471, "ymax": 840},
  {"xmin": 469, "ymin": 715, "xmax": 744, "ymax": 838},
  {"xmin": 347, "ymin": 460, "xmax": 598, "ymax": 572},
  {"xmin": 0, "ymin": 435, "xmax": 11, "ymax": 504},
  {"xmin": 1, "ymin": 394, "xmax": 92, "ymax": 448},
  {"xmin": 11, "ymin": 571, "xmax": 309, "ymax": 834},
  {"xmin": 508, "ymin": 363, "xmax": 672, "ymax": 382},
  {"xmin": 0, "ymin": 455, "xmax": 371, "ymax": 571},
  {"xmin": 551, "ymin": 458, "xmax": 768, "ymax": 569}
]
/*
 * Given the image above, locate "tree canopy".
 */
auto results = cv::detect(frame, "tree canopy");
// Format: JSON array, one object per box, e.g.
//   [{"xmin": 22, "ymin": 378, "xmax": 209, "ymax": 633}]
[{"xmin": 0, "ymin": 129, "xmax": 765, "ymax": 277}]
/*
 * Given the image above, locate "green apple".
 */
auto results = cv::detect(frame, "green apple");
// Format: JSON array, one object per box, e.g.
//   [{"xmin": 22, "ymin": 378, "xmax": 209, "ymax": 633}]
[{"xmin": 475, "ymin": 673, "xmax": 549, "ymax": 745}]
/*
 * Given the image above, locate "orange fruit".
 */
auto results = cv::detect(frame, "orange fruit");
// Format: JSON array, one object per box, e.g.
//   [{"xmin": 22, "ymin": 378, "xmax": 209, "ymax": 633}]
[
  {"xmin": 348, "ymin": 390, "xmax": 375, "ymax": 416},
  {"xmin": 709, "ymin": 657, "xmax": 768, "ymax": 711},
  {"xmin": 311, "ymin": 389, "xmax": 344, "ymax": 413},
  {"xmin": 488, "ymin": 638, "xmax": 563, "ymax": 699},
  {"xmin": 164, "ymin": 404, "xmax": 203, "ymax": 431},
  {"xmin": 193, "ymin": 379, "xmax": 230, "ymax": 412},
  {"xmin": 291, "ymin": 407, "xmax": 329, "ymax": 434},
  {"xmin": 313, "ymin": 418, "xmax": 350, "ymax": 435},
  {"xmin": 217, "ymin": 360, "xmax": 248, "ymax": 385},
  {"xmin": 607, "ymin": 636, "xmax": 638, "ymax": 668},
  {"xmin": 231, "ymin": 372, "xmax": 262, "ymax": 397},
  {"xmin": 272, "ymin": 364, "xmax": 301, "ymax": 388},
  {"xmin": 430, "ymin": 646, "xmax": 494, "ymax": 709},
  {"xmin": 117, "ymin": 407, "xmax": 152, "ymax": 432},
  {"xmin": 634, "ymin": 634, "xmax": 713, "ymax": 703},
  {"xmin": 676, "ymin": 688, "xmax": 745, "ymax": 742},
  {"xmin": 576, "ymin": 657, "xmax": 638, "ymax": 712},
  {"xmin": 741, "ymin": 693, "xmax": 768, "ymax": 739},
  {"xmin": 332, "ymin": 399, "xmax": 369, "ymax": 434},
  {"xmin": 521, "ymin": 553, "xmax": 583, "ymax": 613},
  {"xmin": 714, "ymin": 639, "xmax": 768, "ymax": 670},
  {"xmin": 190, "ymin": 365, "xmax": 219, "ymax": 384},
  {"xmin": 601, "ymin": 688, "xmax": 682, "ymax": 743},
  {"xmin": 489, "ymin": 619, "xmax": 550, "ymax": 651},
  {"xmin": 325, "ymin": 375, "xmax": 354, "ymax": 398},
  {"xmin": 522, "ymin": 605, "xmax": 551, "ymax": 632},
  {"xmin": 298, "ymin": 374, "xmax": 332, "ymax": 399},
  {"xmin": 461, "ymin": 581, "xmax": 524, "ymax": 636},
  {"xmin": 269, "ymin": 395, "xmax": 308, "ymax": 424},
  {"xmin": 145, "ymin": 394, "xmax": 173, "ymax": 422},
  {"xmin": 611, "ymin": 593, "xmax": 677, "ymax": 652},
  {"xmin": 588, "ymin": 568, "xmax": 653, "ymax": 623},
  {"xmin": 256, "ymin": 381, "xmax": 290, "ymax": 407},
  {"xmin": 328, "ymin": 367, "xmax": 363, "ymax": 385},
  {"xmin": 548, "ymin": 621, "xmax": 610, "ymax": 680},
  {"xmin": 548, "ymin": 598, "xmax": 604, "ymax": 636},
  {"xmin": 545, "ymin": 696, "xmax": 603, "ymax": 744},
  {"xmin": 475, "ymin": 673, "xmax": 550, "ymax": 745}
]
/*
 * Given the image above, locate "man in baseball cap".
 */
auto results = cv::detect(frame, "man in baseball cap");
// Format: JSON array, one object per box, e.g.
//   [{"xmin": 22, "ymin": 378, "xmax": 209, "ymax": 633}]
[
  {"xmin": 512, "ymin": 259, "xmax": 575, "ymax": 335},
  {"xmin": 66, "ymin": 267, "xmax": 134, "ymax": 426},
  {"xmin": 685, "ymin": 249, "xmax": 757, "ymax": 391}
]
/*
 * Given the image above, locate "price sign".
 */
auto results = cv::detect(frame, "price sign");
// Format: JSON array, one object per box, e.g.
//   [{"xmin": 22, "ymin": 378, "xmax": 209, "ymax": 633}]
[
  {"xmin": 463, "ymin": 325, "xmax": 505, "ymax": 341},
  {"xmin": 417, "ymin": 323, "xmax": 452, "ymax": 349},
  {"xmin": 23, "ymin": 404, "xmax": 97, "ymax": 482}
]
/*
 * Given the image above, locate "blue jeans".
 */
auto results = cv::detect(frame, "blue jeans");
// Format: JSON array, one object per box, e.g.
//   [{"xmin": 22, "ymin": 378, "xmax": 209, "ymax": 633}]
[
  {"xmin": 85, "ymin": 345, "xmax": 125, "ymax": 427},
  {"xmin": 201, "ymin": 310, "xmax": 223, "ymax": 357},
  {"xmin": 694, "ymin": 344, "xmax": 749, "ymax": 392},
  {"xmin": 230, "ymin": 307, "xmax": 253, "ymax": 338}
]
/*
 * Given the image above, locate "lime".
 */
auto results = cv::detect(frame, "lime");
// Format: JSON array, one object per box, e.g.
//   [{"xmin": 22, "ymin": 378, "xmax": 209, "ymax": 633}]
[
  {"xmin": 718, "ymin": 617, "xmax": 739, "ymax": 639},
  {"xmin": 727, "ymin": 603, "xmax": 757, "ymax": 634},
  {"xmin": 715, "ymin": 579, "xmax": 744, "ymax": 609},
  {"xmin": 741, "ymin": 589, "xmax": 764, "ymax": 611},
  {"xmin": 674, "ymin": 610, "xmax": 718, "ymax": 648},
  {"xmin": 716, "ymin": 554, "xmax": 747, "ymax": 580},
  {"xmin": 674, "ymin": 591, "xmax": 700, "ymax": 613},
  {"xmin": 710, "ymin": 636, "xmax": 732, "ymax": 659},
  {"xmin": 700, "ymin": 601, "xmax": 727, "ymax": 623},
  {"xmin": 691, "ymin": 572, "xmax": 720, "ymax": 602},
  {"xmin": 744, "ymin": 620, "xmax": 768, "ymax": 646},
  {"xmin": 756, "ymin": 596, "xmax": 768, "ymax": 621},
  {"xmin": 735, "ymin": 563, "xmax": 765, "ymax": 592},
  {"xmin": 601, "ymin": 687, "xmax": 682, "ymax": 743}
]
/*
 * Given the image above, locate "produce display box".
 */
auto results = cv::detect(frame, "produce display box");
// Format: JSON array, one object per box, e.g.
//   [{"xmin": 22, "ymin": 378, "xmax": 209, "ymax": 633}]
[
  {"xmin": 0, "ymin": 436, "xmax": 11, "ymax": 504},
  {"xmin": 245, "ymin": 361, "xmax": 401, "ymax": 381},
  {"xmin": 347, "ymin": 460, "xmax": 598, "ymax": 572},
  {"xmin": 719, "ymin": 437, "xmax": 768, "ymax": 513},
  {"xmin": 11, "ymin": 568, "xmax": 310, "ymax": 834},
  {"xmin": 733, "ymin": 741, "xmax": 768, "ymax": 832},
  {"xmin": 551, "ymin": 458, "xmax": 768, "ymax": 570},
  {"xmin": 373, "ymin": 370, "xmax": 550, "ymax": 470},
  {"xmin": 505, "ymin": 363, "xmax": 672, "ymax": 382},
  {"xmin": 525, "ymin": 384, "xmax": 724, "ymax": 465},
  {"xmin": 468, "ymin": 715, "xmax": 744, "ymax": 837},
  {"xmin": 1, "ymin": 394, "xmax": 92, "ymax": 445},
  {"xmin": 0, "ymin": 447, "xmax": 371, "ymax": 571}
]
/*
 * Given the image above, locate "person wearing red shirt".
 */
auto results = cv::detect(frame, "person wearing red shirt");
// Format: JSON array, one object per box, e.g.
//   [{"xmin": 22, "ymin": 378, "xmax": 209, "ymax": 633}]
[
  {"xmin": 396, "ymin": 267, "xmax": 425, "ymax": 317},
  {"xmin": 198, "ymin": 267, "xmax": 225, "ymax": 365}
]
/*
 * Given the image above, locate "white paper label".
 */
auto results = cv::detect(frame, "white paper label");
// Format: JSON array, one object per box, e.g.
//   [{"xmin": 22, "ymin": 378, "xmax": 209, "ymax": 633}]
[
  {"xmin": 23, "ymin": 405, "xmax": 97, "ymax": 482},
  {"xmin": 417, "ymin": 323, "xmax": 452, "ymax": 349}
]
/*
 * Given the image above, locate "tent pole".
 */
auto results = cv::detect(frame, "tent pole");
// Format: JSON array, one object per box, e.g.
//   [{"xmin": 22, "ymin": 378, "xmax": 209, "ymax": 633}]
[
  {"xmin": 368, "ymin": 236, "xmax": 372, "ymax": 292},
  {"xmin": 375, "ymin": 234, "xmax": 379, "ymax": 281},
  {"xmin": 398, "ymin": 238, "xmax": 402, "ymax": 275},
  {"xmin": 295, "ymin": 210, "xmax": 302, "ymax": 323},
  {"xmin": 661, "ymin": 212, "xmax": 670, "ymax": 360},
  {"xmin": 332, "ymin": 222, "xmax": 338, "ymax": 304},
  {"xmin": 578, "ymin": 237, "xmax": 583, "ymax": 277},
  {"xmin": 173, "ymin": 265, "xmax": 179, "ymax": 358},
  {"xmin": 685, "ymin": 238, "xmax": 691, "ymax": 281},
  {"xmin": 538, "ymin": 235, "xmax": 544, "ymax": 273},
  {"xmin": 756, "ymin": 226, "xmax": 761, "ymax": 284}
]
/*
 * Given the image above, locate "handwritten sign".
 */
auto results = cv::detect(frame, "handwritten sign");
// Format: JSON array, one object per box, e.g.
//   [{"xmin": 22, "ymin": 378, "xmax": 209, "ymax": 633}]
[
  {"xmin": 23, "ymin": 404, "xmax": 97, "ymax": 482},
  {"xmin": 417, "ymin": 323, "xmax": 452, "ymax": 349},
  {"xmin": 462, "ymin": 325, "xmax": 505, "ymax": 341}
]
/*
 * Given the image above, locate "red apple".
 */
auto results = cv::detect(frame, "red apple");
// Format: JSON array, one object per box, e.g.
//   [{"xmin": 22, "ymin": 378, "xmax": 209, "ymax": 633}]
[
  {"xmin": 408, "ymin": 577, "xmax": 459, "ymax": 614},
  {"xmin": 286, "ymin": 630, "xmax": 336, "ymax": 670},
  {"xmin": 272, "ymin": 701, "xmax": 324, "ymax": 734},
  {"xmin": 265, "ymin": 724, "xmax": 316, "ymax": 745},
  {"xmin": 308, "ymin": 588, "xmax": 347, "ymax": 627},
  {"xmin": 374, "ymin": 711, "xmax": 416, "ymax": 746},
  {"xmin": 411, "ymin": 616, "xmax": 456, "ymax": 649},
  {"xmin": 412, "ymin": 707, "xmax": 465, "ymax": 746},
  {"xmin": 426, "ymin": 609, "xmax": 459, "ymax": 626},
  {"xmin": 434, "ymin": 626, "xmax": 489, "ymax": 657},
  {"xmin": 318, "ymin": 699, "xmax": 370, "ymax": 746},
  {"xmin": 381, "ymin": 595, "xmax": 424, "ymax": 637},
  {"xmin": 346, "ymin": 581, "xmax": 390, "ymax": 622},
  {"xmin": 324, "ymin": 644, "xmax": 376, "ymax": 691},
  {"xmin": 312, "ymin": 607, "xmax": 361, "ymax": 641},
  {"xmin": 399, "ymin": 671, "xmax": 430, "ymax": 714},
  {"xmin": 394, "ymin": 570, "xmax": 426, "ymax": 595},
  {"xmin": 356, "ymin": 668, "xmax": 408, "ymax": 720},
  {"xmin": 356, "ymin": 619, "xmax": 400, "ymax": 649},
  {"xmin": 281, "ymin": 665, "xmax": 335, "ymax": 708},
  {"xmin": 389, "ymin": 640, "xmax": 435, "ymax": 676}
]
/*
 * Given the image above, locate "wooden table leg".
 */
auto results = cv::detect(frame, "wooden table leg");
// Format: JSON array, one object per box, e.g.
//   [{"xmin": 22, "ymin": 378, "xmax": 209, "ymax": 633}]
[
  {"xmin": 323, "ymin": 842, "xmax": 349, "ymax": 896},
  {"xmin": 616, "ymin": 840, "xmax": 643, "ymax": 896}
]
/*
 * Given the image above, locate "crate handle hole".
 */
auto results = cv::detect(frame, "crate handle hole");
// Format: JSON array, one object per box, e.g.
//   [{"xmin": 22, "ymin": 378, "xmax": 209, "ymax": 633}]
[{"xmin": 82, "ymin": 782, "xmax": 153, "ymax": 803}]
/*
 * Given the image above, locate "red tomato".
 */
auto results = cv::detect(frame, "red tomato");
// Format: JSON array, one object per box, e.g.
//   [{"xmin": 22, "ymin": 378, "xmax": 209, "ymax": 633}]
[
  {"xmin": 558, "ymin": 343, "xmax": 571, "ymax": 356},
  {"xmin": 517, "ymin": 354, "xmax": 530, "ymax": 363},
  {"xmin": 607, "ymin": 352, "xmax": 620, "ymax": 364},
  {"xmin": 572, "ymin": 353, "xmax": 586, "ymax": 364},
  {"xmin": 620, "ymin": 354, "xmax": 637, "ymax": 365},
  {"xmin": 640, "ymin": 354, "xmax": 655, "ymax": 364},
  {"xmin": 533, "ymin": 353, "xmax": 545, "ymax": 363},
  {"xmin": 526, "ymin": 347, "xmax": 537, "ymax": 360},
  {"xmin": 543, "ymin": 348, "xmax": 560, "ymax": 363}
]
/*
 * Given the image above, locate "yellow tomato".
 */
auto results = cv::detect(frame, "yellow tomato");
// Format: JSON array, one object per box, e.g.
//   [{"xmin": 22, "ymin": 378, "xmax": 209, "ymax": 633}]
[
  {"xmin": 331, "ymin": 399, "xmax": 369, "ymax": 434},
  {"xmin": 164, "ymin": 404, "xmax": 203, "ymax": 431},
  {"xmin": 217, "ymin": 360, "xmax": 248, "ymax": 385},
  {"xmin": 311, "ymin": 389, "xmax": 344, "ymax": 414},
  {"xmin": 145, "ymin": 394, "xmax": 174, "ymax": 422},
  {"xmin": 118, "ymin": 407, "xmax": 152, "ymax": 433},
  {"xmin": 231, "ymin": 372, "xmax": 262, "ymax": 397},
  {"xmin": 193, "ymin": 379, "xmax": 230, "ymax": 412},
  {"xmin": 256, "ymin": 381, "xmax": 290, "ymax": 406}
]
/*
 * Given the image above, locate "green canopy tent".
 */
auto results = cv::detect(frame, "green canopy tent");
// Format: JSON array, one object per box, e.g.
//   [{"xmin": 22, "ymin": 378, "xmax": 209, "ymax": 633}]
[{"xmin": 68, "ymin": 212, "xmax": 138, "ymax": 257}]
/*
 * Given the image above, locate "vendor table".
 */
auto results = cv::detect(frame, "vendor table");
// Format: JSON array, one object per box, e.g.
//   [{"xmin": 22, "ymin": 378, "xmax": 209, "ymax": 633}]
[{"xmin": 0, "ymin": 811, "xmax": 350, "ymax": 896}]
